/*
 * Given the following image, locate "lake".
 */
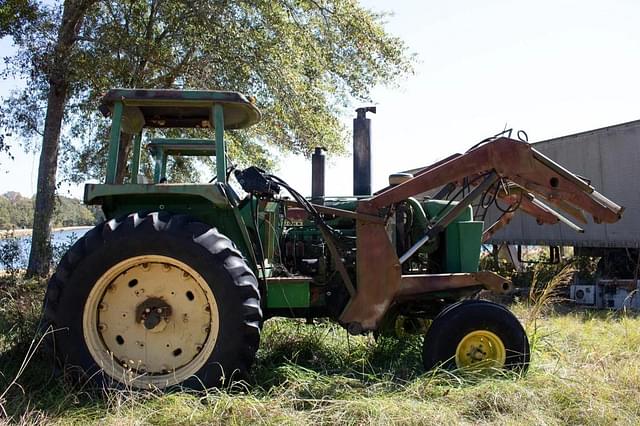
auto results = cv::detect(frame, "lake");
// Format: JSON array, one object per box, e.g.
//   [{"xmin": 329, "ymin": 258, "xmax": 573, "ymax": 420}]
[{"xmin": 0, "ymin": 227, "xmax": 92, "ymax": 271}]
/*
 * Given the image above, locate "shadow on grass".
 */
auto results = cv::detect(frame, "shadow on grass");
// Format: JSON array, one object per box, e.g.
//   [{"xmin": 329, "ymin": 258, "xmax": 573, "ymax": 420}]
[{"xmin": 251, "ymin": 318, "xmax": 424, "ymax": 392}]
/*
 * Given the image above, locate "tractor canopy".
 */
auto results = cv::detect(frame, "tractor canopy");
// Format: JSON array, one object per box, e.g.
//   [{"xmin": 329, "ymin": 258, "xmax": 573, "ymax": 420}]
[
  {"xmin": 99, "ymin": 88, "xmax": 261, "ymax": 185},
  {"xmin": 99, "ymin": 88, "xmax": 261, "ymax": 132}
]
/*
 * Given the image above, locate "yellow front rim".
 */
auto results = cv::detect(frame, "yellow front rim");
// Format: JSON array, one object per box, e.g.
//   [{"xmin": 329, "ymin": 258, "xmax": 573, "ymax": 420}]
[
  {"xmin": 455, "ymin": 330, "xmax": 506, "ymax": 369},
  {"xmin": 83, "ymin": 255, "xmax": 219, "ymax": 388}
]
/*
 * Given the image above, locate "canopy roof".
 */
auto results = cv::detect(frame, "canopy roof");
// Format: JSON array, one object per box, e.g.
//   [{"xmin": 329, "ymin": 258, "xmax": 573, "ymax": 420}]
[
  {"xmin": 100, "ymin": 89, "xmax": 261, "ymax": 131},
  {"xmin": 147, "ymin": 139, "xmax": 217, "ymax": 157}
]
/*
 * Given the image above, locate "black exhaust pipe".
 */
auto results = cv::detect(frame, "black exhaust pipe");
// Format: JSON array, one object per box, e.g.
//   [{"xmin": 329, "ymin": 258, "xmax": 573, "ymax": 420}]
[
  {"xmin": 353, "ymin": 106, "xmax": 376, "ymax": 196},
  {"xmin": 311, "ymin": 146, "xmax": 325, "ymax": 204}
]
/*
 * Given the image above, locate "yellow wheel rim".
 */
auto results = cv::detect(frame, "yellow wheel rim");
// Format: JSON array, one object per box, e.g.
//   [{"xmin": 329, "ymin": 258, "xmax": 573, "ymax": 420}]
[
  {"xmin": 455, "ymin": 330, "xmax": 506, "ymax": 369},
  {"xmin": 83, "ymin": 255, "xmax": 219, "ymax": 389}
]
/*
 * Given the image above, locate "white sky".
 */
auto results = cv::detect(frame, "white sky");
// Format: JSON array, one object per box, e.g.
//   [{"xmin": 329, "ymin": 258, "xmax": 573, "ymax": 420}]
[{"xmin": 1, "ymin": 0, "xmax": 640, "ymax": 198}]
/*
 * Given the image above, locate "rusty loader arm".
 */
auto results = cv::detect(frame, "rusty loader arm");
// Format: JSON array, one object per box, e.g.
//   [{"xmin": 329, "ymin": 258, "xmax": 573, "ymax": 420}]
[{"xmin": 339, "ymin": 137, "xmax": 623, "ymax": 331}]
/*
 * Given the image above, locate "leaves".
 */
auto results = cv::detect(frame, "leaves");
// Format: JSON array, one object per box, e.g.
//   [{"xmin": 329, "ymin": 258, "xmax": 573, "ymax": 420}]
[{"xmin": 2, "ymin": 0, "xmax": 413, "ymax": 181}]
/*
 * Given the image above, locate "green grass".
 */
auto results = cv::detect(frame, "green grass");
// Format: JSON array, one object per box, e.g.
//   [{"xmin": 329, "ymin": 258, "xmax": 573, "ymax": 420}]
[{"xmin": 2, "ymin": 277, "xmax": 640, "ymax": 425}]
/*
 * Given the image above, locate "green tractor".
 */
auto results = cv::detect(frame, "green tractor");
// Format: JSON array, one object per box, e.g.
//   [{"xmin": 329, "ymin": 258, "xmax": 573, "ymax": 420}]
[{"xmin": 43, "ymin": 89, "xmax": 623, "ymax": 389}]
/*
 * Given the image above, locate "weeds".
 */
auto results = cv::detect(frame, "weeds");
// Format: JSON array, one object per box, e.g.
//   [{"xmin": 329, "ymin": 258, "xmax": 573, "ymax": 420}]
[
  {"xmin": 2, "ymin": 272, "xmax": 640, "ymax": 425},
  {"xmin": 525, "ymin": 263, "xmax": 576, "ymax": 331},
  {"xmin": 0, "ymin": 231, "xmax": 25, "ymax": 281}
]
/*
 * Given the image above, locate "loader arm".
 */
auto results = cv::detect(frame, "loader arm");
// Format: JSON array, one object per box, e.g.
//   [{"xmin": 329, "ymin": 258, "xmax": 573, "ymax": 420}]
[
  {"xmin": 340, "ymin": 137, "xmax": 623, "ymax": 331},
  {"xmin": 363, "ymin": 137, "xmax": 622, "ymax": 223}
]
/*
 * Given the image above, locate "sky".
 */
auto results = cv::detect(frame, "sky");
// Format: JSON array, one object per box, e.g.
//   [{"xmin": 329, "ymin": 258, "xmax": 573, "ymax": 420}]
[{"xmin": 1, "ymin": 0, "xmax": 640, "ymax": 198}]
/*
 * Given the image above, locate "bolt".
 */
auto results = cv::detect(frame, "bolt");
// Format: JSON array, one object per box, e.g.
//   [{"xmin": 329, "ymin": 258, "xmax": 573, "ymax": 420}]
[
  {"xmin": 156, "ymin": 308, "xmax": 163, "ymax": 314},
  {"xmin": 183, "ymin": 314, "xmax": 189, "ymax": 323},
  {"xmin": 182, "ymin": 272, "xmax": 190, "ymax": 280},
  {"xmin": 98, "ymin": 323, "xmax": 107, "ymax": 331},
  {"xmin": 196, "ymin": 344, "xmax": 202, "ymax": 351},
  {"xmin": 141, "ymin": 263, "xmax": 149, "ymax": 270},
  {"xmin": 204, "ymin": 305, "xmax": 210, "ymax": 312},
  {"xmin": 203, "ymin": 326, "xmax": 210, "ymax": 334},
  {"xmin": 98, "ymin": 302, "xmax": 107, "ymax": 311},
  {"xmin": 162, "ymin": 264, "xmax": 171, "ymax": 272},
  {"xmin": 347, "ymin": 322, "xmax": 363, "ymax": 335}
]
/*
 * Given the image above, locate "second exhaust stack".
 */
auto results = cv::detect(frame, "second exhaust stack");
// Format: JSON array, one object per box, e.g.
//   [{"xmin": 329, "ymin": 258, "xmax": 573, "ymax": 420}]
[{"xmin": 353, "ymin": 106, "xmax": 376, "ymax": 196}]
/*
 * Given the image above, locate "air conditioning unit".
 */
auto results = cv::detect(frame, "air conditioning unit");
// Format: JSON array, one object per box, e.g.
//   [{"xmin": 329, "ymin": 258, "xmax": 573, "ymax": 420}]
[{"xmin": 570, "ymin": 284, "xmax": 596, "ymax": 305}]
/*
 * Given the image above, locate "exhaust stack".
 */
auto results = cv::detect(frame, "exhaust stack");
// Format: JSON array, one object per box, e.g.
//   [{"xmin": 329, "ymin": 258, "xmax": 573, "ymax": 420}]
[
  {"xmin": 311, "ymin": 147, "xmax": 326, "ymax": 203},
  {"xmin": 353, "ymin": 106, "xmax": 376, "ymax": 196}
]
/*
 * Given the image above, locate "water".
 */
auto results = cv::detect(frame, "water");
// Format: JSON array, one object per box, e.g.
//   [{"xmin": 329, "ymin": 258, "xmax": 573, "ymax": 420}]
[{"xmin": 0, "ymin": 227, "xmax": 92, "ymax": 270}]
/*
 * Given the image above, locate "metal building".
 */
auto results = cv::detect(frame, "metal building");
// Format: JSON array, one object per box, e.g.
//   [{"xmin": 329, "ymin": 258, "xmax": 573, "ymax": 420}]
[{"xmin": 488, "ymin": 119, "xmax": 640, "ymax": 248}]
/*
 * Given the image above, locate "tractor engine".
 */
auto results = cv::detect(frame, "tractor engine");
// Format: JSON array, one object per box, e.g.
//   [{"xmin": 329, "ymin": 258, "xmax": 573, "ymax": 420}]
[
  {"xmin": 280, "ymin": 202, "xmax": 358, "ymax": 318},
  {"xmin": 279, "ymin": 197, "xmax": 475, "ymax": 317}
]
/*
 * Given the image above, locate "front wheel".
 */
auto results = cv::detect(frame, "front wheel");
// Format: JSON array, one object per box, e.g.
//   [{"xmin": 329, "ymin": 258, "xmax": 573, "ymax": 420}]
[
  {"xmin": 422, "ymin": 300, "xmax": 530, "ymax": 373},
  {"xmin": 43, "ymin": 212, "xmax": 262, "ymax": 389}
]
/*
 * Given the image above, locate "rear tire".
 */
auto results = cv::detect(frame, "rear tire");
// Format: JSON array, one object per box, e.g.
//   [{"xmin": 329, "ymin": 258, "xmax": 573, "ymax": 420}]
[
  {"xmin": 422, "ymin": 300, "xmax": 529, "ymax": 373},
  {"xmin": 43, "ymin": 212, "xmax": 262, "ymax": 389}
]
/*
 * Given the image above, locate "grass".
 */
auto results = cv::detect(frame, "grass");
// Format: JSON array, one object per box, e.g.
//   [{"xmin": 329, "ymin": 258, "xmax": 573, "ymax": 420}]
[{"xmin": 2, "ymin": 276, "xmax": 640, "ymax": 425}]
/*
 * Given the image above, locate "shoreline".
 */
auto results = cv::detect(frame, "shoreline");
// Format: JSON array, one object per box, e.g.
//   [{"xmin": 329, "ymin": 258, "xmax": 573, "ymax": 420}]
[{"xmin": 0, "ymin": 225, "xmax": 92, "ymax": 239}]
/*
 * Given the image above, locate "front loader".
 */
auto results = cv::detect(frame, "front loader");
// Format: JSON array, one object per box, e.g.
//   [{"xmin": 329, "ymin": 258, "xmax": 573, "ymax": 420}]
[{"xmin": 42, "ymin": 89, "xmax": 623, "ymax": 389}]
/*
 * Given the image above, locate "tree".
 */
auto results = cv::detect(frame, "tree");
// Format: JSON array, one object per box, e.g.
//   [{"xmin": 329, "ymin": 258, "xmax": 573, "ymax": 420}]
[
  {"xmin": 0, "ymin": 0, "xmax": 38, "ymax": 162},
  {"xmin": 1, "ymin": 0, "xmax": 413, "ymax": 276},
  {"xmin": 2, "ymin": 0, "xmax": 98, "ymax": 276},
  {"xmin": 0, "ymin": 0, "xmax": 38, "ymax": 37}
]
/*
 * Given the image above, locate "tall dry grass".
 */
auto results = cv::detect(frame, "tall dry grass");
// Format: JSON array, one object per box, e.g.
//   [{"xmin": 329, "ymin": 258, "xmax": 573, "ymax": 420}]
[{"xmin": 2, "ymin": 272, "xmax": 640, "ymax": 425}]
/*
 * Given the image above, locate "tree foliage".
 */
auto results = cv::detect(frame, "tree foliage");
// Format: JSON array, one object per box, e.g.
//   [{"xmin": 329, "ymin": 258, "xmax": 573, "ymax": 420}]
[
  {"xmin": 3, "ymin": 0, "xmax": 413, "ymax": 182},
  {"xmin": 0, "ymin": 0, "xmax": 39, "ymax": 38},
  {"xmin": 0, "ymin": 191, "xmax": 101, "ymax": 229}
]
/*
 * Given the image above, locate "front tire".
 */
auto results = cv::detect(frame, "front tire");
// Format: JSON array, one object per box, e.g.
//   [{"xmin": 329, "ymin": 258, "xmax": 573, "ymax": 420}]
[
  {"xmin": 43, "ymin": 212, "xmax": 262, "ymax": 389},
  {"xmin": 422, "ymin": 300, "xmax": 530, "ymax": 373}
]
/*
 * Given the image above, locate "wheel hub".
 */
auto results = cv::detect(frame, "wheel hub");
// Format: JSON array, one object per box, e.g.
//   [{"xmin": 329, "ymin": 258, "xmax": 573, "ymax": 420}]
[
  {"xmin": 455, "ymin": 330, "xmax": 506, "ymax": 369},
  {"xmin": 135, "ymin": 297, "xmax": 172, "ymax": 332},
  {"xmin": 83, "ymin": 255, "xmax": 219, "ymax": 388}
]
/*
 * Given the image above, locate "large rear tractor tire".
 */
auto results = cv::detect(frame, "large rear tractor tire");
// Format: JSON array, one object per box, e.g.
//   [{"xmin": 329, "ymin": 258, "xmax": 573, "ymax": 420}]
[
  {"xmin": 422, "ymin": 300, "xmax": 530, "ymax": 374},
  {"xmin": 43, "ymin": 212, "xmax": 262, "ymax": 390}
]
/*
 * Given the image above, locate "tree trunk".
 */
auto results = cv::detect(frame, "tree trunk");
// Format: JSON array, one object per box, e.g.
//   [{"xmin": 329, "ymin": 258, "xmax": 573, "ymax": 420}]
[
  {"xmin": 26, "ymin": 83, "xmax": 69, "ymax": 277},
  {"xmin": 26, "ymin": 0, "xmax": 96, "ymax": 277}
]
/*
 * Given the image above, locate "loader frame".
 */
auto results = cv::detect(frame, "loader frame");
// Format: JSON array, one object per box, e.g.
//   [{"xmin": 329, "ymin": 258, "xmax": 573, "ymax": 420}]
[{"xmin": 301, "ymin": 138, "xmax": 624, "ymax": 331}]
